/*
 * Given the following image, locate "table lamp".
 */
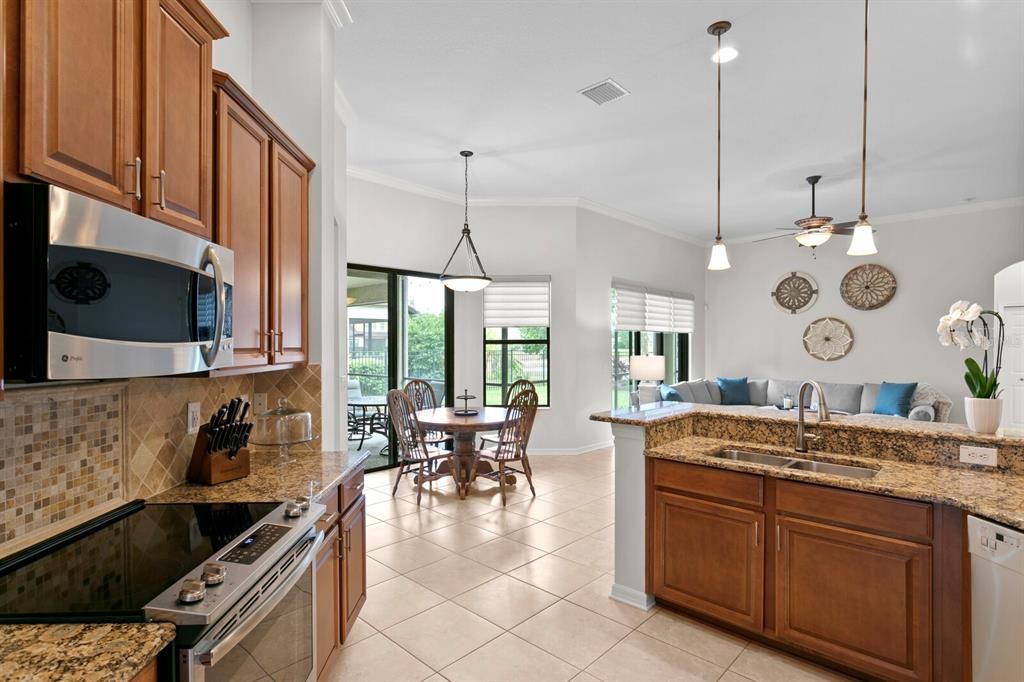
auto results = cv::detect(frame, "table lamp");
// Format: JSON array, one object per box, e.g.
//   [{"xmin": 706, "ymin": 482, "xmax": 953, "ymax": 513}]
[{"xmin": 629, "ymin": 355, "xmax": 665, "ymax": 408}]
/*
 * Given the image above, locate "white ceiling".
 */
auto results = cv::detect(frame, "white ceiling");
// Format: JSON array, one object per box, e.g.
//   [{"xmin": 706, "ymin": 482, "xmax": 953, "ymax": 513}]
[{"xmin": 336, "ymin": 0, "xmax": 1024, "ymax": 240}]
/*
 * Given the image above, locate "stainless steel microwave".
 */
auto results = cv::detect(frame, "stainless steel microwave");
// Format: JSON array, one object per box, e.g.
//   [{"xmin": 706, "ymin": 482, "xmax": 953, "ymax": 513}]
[{"xmin": 3, "ymin": 183, "xmax": 234, "ymax": 381}]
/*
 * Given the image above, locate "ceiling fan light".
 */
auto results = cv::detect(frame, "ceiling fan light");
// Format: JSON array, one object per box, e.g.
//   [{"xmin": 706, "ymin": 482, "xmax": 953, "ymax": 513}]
[
  {"xmin": 795, "ymin": 229, "xmax": 832, "ymax": 247},
  {"xmin": 847, "ymin": 219, "xmax": 878, "ymax": 256},
  {"xmin": 707, "ymin": 240, "xmax": 731, "ymax": 271}
]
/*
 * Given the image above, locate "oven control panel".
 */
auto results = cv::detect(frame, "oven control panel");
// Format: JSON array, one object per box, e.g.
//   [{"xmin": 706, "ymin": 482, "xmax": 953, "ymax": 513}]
[{"xmin": 220, "ymin": 524, "xmax": 291, "ymax": 564}]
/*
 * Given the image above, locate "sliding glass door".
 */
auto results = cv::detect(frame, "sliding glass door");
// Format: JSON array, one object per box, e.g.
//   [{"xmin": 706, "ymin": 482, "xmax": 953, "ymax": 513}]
[{"xmin": 347, "ymin": 265, "xmax": 453, "ymax": 471}]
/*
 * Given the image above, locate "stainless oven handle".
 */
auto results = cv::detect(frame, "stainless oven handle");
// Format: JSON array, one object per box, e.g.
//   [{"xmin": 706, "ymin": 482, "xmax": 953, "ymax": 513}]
[
  {"xmin": 199, "ymin": 245, "xmax": 225, "ymax": 368},
  {"xmin": 197, "ymin": 530, "xmax": 324, "ymax": 667}
]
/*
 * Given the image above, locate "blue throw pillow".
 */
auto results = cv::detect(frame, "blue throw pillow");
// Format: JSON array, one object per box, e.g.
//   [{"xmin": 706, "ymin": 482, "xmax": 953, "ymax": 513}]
[
  {"xmin": 717, "ymin": 377, "xmax": 750, "ymax": 405},
  {"xmin": 873, "ymin": 382, "xmax": 918, "ymax": 417},
  {"xmin": 659, "ymin": 385, "xmax": 682, "ymax": 402}
]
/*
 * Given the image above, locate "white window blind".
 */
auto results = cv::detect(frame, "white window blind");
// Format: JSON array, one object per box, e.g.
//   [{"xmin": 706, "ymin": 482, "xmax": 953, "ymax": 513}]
[
  {"xmin": 483, "ymin": 279, "xmax": 551, "ymax": 328},
  {"xmin": 612, "ymin": 283, "xmax": 694, "ymax": 334}
]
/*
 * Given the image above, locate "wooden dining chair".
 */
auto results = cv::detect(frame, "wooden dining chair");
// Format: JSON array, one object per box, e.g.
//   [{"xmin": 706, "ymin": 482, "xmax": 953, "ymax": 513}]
[
  {"xmin": 387, "ymin": 389, "xmax": 451, "ymax": 505},
  {"xmin": 479, "ymin": 379, "xmax": 535, "ymax": 449},
  {"xmin": 469, "ymin": 387, "xmax": 538, "ymax": 506},
  {"xmin": 402, "ymin": 379, "xmax": 447, "ymax": 446}
]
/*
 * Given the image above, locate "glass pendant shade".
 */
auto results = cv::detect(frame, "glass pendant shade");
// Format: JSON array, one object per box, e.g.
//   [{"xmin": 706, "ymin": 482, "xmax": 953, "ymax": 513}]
[
  {"xmin": 441, "ymin": 275, "xmax": 492, "ymax": 292},
  {"xmin": 795, "ymin": 229, "xmax": 832, "ymax": 248},
  {"xmin": 846, "ymin": 218, "xmax": 878, "ymax": 256},
  {"xmin": 707, "ymin": 240, "xmax": 731, "ymax": 270}
]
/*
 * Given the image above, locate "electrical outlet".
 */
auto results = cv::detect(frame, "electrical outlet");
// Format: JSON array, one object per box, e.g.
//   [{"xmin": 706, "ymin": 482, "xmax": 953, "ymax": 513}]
[
  {"xmin": 960, "ymin": 444, "xmax": 998, "ymax": 467},
  {"xmin": 187, "ymin": 402, "xmax": 201, "ymax": 434},
  {"xmin": 254, "ymin": 393, "xmax": 268, "ymax": 415}
]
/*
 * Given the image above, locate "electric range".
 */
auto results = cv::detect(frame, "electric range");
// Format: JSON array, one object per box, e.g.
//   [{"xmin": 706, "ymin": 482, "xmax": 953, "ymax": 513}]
[{"xmin": 0, "ymin": 499, "xmax": 326, "ymax": 681}]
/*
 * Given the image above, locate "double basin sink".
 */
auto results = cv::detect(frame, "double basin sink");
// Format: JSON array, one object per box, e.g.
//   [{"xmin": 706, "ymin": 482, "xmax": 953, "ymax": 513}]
[{"xmin": 710, "ymin": 449, "xmax": 878, "ymax": 480}]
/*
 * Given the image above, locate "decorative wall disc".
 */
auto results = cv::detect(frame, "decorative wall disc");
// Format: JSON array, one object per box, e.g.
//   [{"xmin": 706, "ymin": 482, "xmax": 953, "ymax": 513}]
[
  {"xmin": 840, "ymin": 263, "xmax": 896, "ymax": 311},
  {"xmin": 771, "ymin": 271, "xmax": 818, "ymax": 314},
  {"xmin": 803, "ymin": 317, "xmax": 854, "ymax": 361}
]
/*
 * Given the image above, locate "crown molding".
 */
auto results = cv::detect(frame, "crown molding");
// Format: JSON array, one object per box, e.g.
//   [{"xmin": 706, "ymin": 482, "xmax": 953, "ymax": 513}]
[
  {"xmin": 730, "ymin": 195, "xmax": 1024, "ymax": 246},
  {"xmin": 323, "ymin": 0, "xmax": 353, "ymax": 28},
  {"xmin": 345, "ymin": 167, "xmax": 704, "ymax": 245}
]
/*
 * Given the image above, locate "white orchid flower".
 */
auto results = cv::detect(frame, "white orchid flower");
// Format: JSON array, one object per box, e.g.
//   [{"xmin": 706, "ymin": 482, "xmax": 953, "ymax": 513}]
[
  {"xmin": 952, "ymin": 325, "xmax": 971, "ymax": 350},
  {"xmin": 963, "ymin": 303, "xmax": 984, "ymax": 322},
  {"xmin": 948, "ymin": 300, "xmax": 970, "ymax": 317},
  {"xmin": 971, "ymin": 326, "xmax": 991, "ymax": 350}
]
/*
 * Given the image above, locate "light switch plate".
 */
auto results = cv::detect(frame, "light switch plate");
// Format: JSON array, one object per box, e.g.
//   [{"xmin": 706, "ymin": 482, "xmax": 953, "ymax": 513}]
[
  {"xmin": 960, "ymin": 444, "xmax": 998, "ymax": 467},
  {"xmin": 187, "ymin": 402, "xmax": 201, "ymax": 434},
  {"xmin": 254, "ymin": 393, "xmax": 268, "ymax": 415}
]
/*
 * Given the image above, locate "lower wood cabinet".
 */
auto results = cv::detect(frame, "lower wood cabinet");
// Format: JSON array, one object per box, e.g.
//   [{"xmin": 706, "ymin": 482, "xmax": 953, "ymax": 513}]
[
  {"xmin": 314, "ymin": 469, "xmax": 367, "ymax": 679},
  {"xmin": 647, "ymin": 458, "xmax": 961, "ymax": 682},
  {"xmin": 651, "ymin": 489, "xmax": 764, "ymax": 631},
  {"xmin": 314, "ymin": 524, "xmax": 341, "ymax": 678},
  {"xmin": 340, "ymin": 494, "xmax": 367, "ymax": 642},
  {"xmin": 776, "ymin": 516, "xmax": 932, "ymax": 682}
]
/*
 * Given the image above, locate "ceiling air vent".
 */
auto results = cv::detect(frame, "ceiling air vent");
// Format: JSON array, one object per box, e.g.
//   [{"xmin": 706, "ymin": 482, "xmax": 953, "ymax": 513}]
[{"xmin": 578, "ymin": 78, "xmax": 630, "ymax": 105}]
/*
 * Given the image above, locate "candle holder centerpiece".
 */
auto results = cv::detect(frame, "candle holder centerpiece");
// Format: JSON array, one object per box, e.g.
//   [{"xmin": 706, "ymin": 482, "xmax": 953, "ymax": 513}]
[{"xmin": 454, "ymin": 389, "xmax": 479, "ymax": 417}]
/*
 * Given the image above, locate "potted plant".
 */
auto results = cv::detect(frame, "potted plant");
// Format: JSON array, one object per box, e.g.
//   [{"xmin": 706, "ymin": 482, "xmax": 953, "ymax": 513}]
[{"xmin": 937, "ymin": 300, "xmax": 1005, "ymax": 433}]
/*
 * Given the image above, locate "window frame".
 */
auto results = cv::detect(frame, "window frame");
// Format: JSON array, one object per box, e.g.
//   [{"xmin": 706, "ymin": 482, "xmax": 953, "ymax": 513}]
[
  {"xmin": 611, "ymin": 330, "xmax": 690, "ymax": 408},
  {"xmin": 483, "ymin": 326, "xmax": 551, "ymax": 408}
]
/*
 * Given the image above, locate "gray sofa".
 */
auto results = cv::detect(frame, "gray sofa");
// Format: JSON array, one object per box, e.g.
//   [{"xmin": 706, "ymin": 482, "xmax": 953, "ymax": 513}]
[{"xmin": 635, "ymin": 378, "xmax": 952, "ymax": 423}]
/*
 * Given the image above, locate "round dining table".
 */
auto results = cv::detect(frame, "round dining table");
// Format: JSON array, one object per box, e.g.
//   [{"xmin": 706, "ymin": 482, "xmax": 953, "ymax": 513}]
[{"xmin": 415, "ymin": 407, "xmax": 512, "ymax": 498}]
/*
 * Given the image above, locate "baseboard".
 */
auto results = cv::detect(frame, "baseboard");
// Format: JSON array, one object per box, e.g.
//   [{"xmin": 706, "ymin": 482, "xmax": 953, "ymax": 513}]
[
  {"xmin": 528, "ymin": 440, "xmax": 614, "ymax": 456},
  {"xmin": 610, "ymin": 583, "xmax": 655, "ymax": 611}
]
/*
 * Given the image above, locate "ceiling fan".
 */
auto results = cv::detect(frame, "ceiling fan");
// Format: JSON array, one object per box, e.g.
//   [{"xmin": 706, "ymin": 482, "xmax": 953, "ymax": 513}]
[{"xmin": 755, "ymin": 175, "xmax": 857, "ymax": 248}]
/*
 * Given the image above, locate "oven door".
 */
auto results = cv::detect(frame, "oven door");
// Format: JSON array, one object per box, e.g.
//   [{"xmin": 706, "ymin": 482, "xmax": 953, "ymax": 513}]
[{"xmin": 181, "ymin": 531, "xmax": 323, "ymax": 682}]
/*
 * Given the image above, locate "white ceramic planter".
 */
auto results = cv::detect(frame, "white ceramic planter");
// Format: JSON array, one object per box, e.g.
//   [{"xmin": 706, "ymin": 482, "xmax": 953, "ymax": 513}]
[{"xmin": 965, "ymin": 397, "xmax": 1003, "ymax": 434}]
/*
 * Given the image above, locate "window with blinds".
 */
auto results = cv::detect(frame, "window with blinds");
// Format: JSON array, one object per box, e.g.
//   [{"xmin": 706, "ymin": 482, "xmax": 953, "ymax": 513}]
[
  {"xmin": 484, "ymin": 278, "xmax": 551, "ymax": 407},
  {"xmin": 611, "ymin": 283, "xmax": 694, "ymax": 334}
]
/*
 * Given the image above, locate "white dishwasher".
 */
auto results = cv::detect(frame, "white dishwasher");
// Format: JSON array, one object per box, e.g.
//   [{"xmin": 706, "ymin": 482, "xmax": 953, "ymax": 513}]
[{"xmin": 969, "ymin": 515, "xmax": 1024, "ymax": 682}]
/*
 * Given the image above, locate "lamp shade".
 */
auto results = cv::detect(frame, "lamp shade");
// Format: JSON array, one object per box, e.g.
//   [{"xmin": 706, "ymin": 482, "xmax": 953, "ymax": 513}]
[
  {"xmin": 795, "ymin": 229, "xmax": 832, "ymax": 248},
  {"xmin": 707, "ymin": 241, "xmax": 731, "ymax": 270},
  {"xmin": 629, "ymin": 355, "xmax": 665, "ymax": 382},
  {"xmin": 846, "ymin": 219, "xmax": 878, "ymax": 256}
]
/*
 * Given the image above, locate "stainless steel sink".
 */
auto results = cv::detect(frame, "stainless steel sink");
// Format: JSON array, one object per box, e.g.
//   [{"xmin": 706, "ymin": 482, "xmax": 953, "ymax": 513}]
[
  {"xmin": 710, "ymin": 450, "xmax": 795, "ymax": 467},
  {"xmin": 783, "ymin": 459, "xmax": 878, "ymax": 479},
  {"xmin": 708, "ymin": 449, "xmax": 879, "ymax": 480}
]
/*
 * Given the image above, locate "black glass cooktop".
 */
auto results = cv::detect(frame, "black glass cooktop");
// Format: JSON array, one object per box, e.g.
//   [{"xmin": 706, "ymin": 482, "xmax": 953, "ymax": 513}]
[{"xmin": 0, "ymin": 501, "xmax": 278, "ymax": 623}]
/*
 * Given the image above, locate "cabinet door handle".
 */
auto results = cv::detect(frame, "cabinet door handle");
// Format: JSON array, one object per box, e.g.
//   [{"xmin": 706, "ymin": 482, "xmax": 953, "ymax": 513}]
[
  {"xmin": 262, "ymin": 330, "xmax": 275, "ymax": 354},
  {"xmin": 336, "ymin": 534, "xmax": 344, "ymax": 560},
  {"xmin": 345, "ymin": 527, "xmax": 352, "ymax": 552},
  {"xmin": 754, "ymin": 521, "xmax": 759, "ymax": 547},
  {"xmin": 154, "ymin": 169, "xmax": 166, "ymax": 209},
  {"xmin": 127, "ymin": 157, "xmax": 142, "ymax": 200},
  {"xmin": 776, "ymin": 524, "xmax": 781, "ymax": 552}
]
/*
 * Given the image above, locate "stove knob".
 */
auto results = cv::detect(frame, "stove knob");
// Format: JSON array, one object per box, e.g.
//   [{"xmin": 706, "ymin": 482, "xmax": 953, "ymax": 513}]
[
  {"xmin": 202, "ymin": 562, "xmax": 228, "ymax": 586},
  {"xmin": 178, "ymin": 578, "xmax": 206, "ymax": 604},
  {"xmin": 284, "ymin": 501, "xmax": 303, "ymax": 518},
  {"xmin": 295, "ymin": 495, "xmax": 311, "ymax": 511}
]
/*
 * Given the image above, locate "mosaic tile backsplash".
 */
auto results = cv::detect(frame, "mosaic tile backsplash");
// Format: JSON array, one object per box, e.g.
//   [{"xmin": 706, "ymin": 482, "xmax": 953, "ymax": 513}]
[{"xmin": 1, "ymin": 365, "xmax": 322, "ymax": 551}]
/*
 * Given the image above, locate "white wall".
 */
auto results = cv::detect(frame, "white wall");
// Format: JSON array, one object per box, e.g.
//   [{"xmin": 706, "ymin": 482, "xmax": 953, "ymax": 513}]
[
  {"xmin": 206, "ymin": 0, "xmax": 253, "ymax": 90},
  {"xmin": 575, "ymin": 209, "xmax": 707, "ymax": 448},
  {"xmin": 346, "ymin": 177, "xmax": 709, "ymax": 452},
  {"xmin": 705, "ymin": 202, "xmax": 1024, "ymax": 423}
]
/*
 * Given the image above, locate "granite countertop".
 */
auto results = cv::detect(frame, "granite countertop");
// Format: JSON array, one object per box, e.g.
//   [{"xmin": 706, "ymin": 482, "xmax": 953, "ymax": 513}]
[
  {"xmin": 147, "ymin": 449, "xmax": 371, "ymax": 504},
  {"xmin": 649, "ymin": 436, "xmax": 1024, "ymax": 530},
  {"xmin": 0, "ymin": 623, "xmax": 174, "ymax": 682},
  {"xmin": 591, "ymin": 401, "xmax": 1024, "ymax": 444}
]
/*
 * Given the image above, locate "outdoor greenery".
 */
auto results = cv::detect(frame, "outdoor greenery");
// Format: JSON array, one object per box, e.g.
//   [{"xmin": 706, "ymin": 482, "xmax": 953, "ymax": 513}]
[{"xmin": 407, "ymin": 312, "xmax": 445, "ymax": 382}]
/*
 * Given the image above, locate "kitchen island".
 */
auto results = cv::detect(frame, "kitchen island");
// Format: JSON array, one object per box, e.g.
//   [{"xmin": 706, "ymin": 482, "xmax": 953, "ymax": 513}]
[{"xmin": 591, "ymin": 401, "xmax": 1024, "ymax": 681}]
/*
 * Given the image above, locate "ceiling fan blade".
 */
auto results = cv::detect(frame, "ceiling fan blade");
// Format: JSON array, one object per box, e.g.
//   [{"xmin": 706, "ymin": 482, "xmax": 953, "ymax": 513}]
[
  {"xmin": 831, "ymin": 228, "xmax": 856, "ymax": 236},
  {"xmin": 832, "ymin": 220, "xmax": 858, "ymax": 228},
  {"xmin": 775, "ymin": 227, "xmax": 802, "ymax": 231},
  {"xmin": 753, "ymin": 233, "xmax": 799, "ymax": 243}
]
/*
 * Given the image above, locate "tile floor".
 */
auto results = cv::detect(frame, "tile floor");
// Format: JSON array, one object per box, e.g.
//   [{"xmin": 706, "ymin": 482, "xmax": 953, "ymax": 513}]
[{"xmin": 321, "ymin": 449, "xmax": 852, "ymax": 682}]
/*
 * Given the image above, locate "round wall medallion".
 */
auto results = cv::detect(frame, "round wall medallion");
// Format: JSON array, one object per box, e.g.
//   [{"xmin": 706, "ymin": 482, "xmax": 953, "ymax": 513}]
[
  {"xmin": 771, "ymin": 271, "xmax": 818, "ymax": 314},
  {"xmin": 840, "ymin": 263, "xmax": 896, "ymax": 311},
  {"xmin": 803, "ymin": 317, "xmax": 854, "ymax": 361}
]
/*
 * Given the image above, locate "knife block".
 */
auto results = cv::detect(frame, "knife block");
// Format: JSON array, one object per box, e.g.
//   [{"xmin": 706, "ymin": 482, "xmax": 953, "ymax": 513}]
[{"xmin": 187, "ymin": 424, "xmax": 251, "ymax": 485}]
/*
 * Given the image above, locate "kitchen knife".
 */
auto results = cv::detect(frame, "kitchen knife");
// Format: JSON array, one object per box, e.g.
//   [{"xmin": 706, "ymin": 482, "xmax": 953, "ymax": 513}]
[
  {"xmin": 238, "ymin": 401, "xmax": 250, "ymax": 424},
  {"xmin": 226, "ymin": 398, "xmax": 240, "ymax": 425}
]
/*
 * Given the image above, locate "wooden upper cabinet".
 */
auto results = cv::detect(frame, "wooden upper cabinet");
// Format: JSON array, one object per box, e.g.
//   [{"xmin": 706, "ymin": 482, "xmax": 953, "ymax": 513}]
[
  {"xmin": 651, "ymin": 489, "xmax": 764, "ymax": 632},
  {"xmin": 22, "ymin": 0, "xmax": 142, "ymax": 209},
  {"xmin": 143, "ymin": 0, "xmax": 216, "ymax": 237},
  {"xmin": 270, "ymin": 142, "xmax": 309, "ymax": 365},
  {"xmin": 215, "ymin": 83, "xmax": 270, "ymax": 368},
  {"xmin": 775, "ymin": 516, "xmax": 932, "ymax": 682}
]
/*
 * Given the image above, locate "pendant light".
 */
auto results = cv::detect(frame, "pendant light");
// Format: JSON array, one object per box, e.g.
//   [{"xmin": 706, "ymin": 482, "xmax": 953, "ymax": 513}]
[
  {"xmin": 706, "ymin": 21, "xmax": 732, "ymax": 271},
  {"xmin": 847, "ymin": 0, "xmax": 878, "ymax": 256},
  {"xmin": 440, "ymin": 150, "xmax": 492, "ymax": 292}
]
